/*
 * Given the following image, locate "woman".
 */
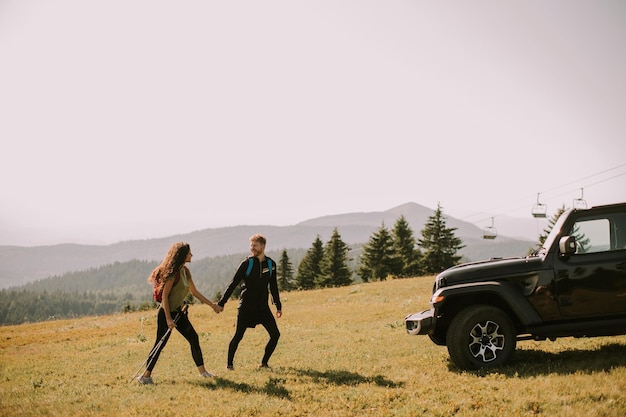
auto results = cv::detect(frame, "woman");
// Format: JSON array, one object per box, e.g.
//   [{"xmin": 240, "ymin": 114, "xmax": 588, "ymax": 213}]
[{"xmin": 138, "ymin": 242, "xmax": 220, "ymax": 384}]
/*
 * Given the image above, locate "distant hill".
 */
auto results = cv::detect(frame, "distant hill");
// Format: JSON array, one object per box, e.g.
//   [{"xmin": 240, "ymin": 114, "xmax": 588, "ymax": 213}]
[{"xmin": 0, "ymin": 202, "xmax": 535, "ymax": 289}]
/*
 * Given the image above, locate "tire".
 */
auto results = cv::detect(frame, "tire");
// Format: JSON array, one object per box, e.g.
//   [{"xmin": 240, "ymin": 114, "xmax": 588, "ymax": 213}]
[
  {"xmin": 428, "ymin": 333, "xmax": 446, "ymax": 346},
  {"xmin": 446, "ymin": 305, "xmax": 516, "ymax": 370}
]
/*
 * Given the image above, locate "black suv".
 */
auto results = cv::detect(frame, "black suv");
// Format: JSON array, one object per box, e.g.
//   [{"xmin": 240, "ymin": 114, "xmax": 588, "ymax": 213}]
[{"xmin": 405, "ymin": 202, "xmax": 626, "ymax": 370}]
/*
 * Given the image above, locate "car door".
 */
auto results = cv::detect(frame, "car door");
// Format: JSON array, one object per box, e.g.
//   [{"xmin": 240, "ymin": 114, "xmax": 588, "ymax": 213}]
[{"xmin": 554, "ymin": 209, "xmax": 626, "ymax": 318}]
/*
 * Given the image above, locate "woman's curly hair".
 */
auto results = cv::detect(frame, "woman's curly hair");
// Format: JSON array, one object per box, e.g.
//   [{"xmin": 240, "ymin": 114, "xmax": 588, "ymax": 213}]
[{"xmin": 148, "ymin": 242, "xmax": 190, "ymax": 291}]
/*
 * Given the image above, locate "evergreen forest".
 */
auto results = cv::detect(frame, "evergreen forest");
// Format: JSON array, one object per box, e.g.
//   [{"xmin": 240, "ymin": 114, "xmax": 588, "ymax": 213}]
[{"xmin": 0, "ymin": 210, "xmax": 469, "ymax": 325}]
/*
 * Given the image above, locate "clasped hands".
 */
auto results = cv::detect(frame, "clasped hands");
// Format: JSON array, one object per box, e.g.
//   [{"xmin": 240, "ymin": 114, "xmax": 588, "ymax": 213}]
[{"xmin": 210, "ymin": 303, "xmax": 280, "ymax": 318}]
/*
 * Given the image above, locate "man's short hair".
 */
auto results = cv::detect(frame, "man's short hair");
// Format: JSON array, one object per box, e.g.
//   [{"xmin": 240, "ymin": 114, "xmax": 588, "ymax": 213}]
[{"xmin": 250, "ymin": 234, "xmax": 266, "ymax": 245}]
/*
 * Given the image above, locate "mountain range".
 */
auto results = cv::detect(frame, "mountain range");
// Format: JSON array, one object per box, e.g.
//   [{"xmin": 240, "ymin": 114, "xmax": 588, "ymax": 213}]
[{"xmin": 0, "ymin": 202, "xmax": 538, "ymax": 289}]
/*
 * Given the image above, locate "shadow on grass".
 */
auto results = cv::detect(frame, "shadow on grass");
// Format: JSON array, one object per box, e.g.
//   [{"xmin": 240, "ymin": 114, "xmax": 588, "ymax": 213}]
[
  {"xmin": 194, "ymin": 376, "xmax": 291, "ymax": 399},
  {"xmin": 291, "ymin": 367, "xmax": 403, "ymax": 388},
  {"xmin": 448, "ymin": 342, "xmax": 626, "ymax": 377}
]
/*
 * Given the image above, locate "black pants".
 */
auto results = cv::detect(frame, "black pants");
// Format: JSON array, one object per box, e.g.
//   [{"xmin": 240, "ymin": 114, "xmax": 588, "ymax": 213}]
[
  {"xmin": 228, "ymin": 308, "xmax": 280, "ymax": 367},
  {"xmin": 146, "ymin": 307, "xmax": 204, "ymax": 372}
]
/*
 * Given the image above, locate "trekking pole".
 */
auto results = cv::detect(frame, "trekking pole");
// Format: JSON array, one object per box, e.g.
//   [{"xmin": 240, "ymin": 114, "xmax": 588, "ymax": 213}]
[{"xmin": 129, "ymin": 303, "xmax": 189, "ymax": 383}]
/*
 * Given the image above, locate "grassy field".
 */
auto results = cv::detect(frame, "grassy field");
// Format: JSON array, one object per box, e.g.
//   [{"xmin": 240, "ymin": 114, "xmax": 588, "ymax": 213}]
[{"xmin": 1, "ymin": 276, "xmax": 625, "ymax": 416}]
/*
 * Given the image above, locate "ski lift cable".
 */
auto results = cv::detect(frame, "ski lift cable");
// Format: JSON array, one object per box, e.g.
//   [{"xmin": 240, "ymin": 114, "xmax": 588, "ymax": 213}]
[
  {"xmin": 538, "ymin": 163, "xmax": 626, "ymax": 196},
  {"xmin": 543, "ymin": 172, "xmax": 626, "ymax": 202},
  {"xmin": 580, "ymin": 171, "xmax": 626, "ymax": 189},
  {"xmin": 458, "ymin": 166, "xmax": 626, "ymax": 225}
]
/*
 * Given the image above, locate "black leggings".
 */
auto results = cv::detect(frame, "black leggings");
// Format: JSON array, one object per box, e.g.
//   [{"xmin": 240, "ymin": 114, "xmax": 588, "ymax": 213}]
[
  {"xmin": 146, "ymin": 307, "xmax": 204, "ymax": 372},
  {"xmin": 227, "ymin": 309, "xmax": 280, "ymax": 367}
]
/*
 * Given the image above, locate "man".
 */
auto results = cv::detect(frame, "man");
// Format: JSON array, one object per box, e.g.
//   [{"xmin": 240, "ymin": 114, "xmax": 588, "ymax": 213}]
[{"xmin": 216, "ymin": 234, "xmax": 282, "ymax": 369}]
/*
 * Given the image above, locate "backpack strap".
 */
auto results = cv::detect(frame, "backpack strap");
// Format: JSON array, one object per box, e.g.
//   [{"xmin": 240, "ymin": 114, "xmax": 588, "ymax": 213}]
[
  {"xmin": 245, "ymin": 258, "xmax": 274, "ymax": 277},
  {"xmin": 174, "ymin": 266, "xmax": 187, "ymax": 286},
  {"xmin": 245, "ymin": 257, "xmax": 254, "ymax": 277}
]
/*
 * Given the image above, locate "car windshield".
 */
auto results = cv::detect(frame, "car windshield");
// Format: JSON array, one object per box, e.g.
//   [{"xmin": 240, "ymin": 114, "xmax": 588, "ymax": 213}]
[{"xmin": 535, "ymin": 209, "xmax": 572, "ymax": 256}]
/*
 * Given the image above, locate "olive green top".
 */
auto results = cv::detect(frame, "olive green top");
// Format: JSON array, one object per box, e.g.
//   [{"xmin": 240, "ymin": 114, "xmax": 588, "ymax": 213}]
[{"xmin": 165, "ymin": 266, "xmax": 190, "ymax": 311}]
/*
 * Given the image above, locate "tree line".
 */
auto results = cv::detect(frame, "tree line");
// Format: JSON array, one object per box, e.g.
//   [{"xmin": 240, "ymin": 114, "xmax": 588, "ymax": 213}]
[
  {"xmin": 0, "ymin": 205, "xmax": 464, "ymax": 325},
  {"xmin": 275, "ymin": 204, "xmax": 464, "ymax": 291}
]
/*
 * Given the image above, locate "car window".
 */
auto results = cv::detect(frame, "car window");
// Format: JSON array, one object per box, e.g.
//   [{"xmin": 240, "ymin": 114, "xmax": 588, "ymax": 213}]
[
  {"xmin": 614, "ymin": 213, "xmax": 626, "ymax": 250},
  {"xmin": 570, "ymin": 212, "xmax": 626, "ymax": 254},
  {"xmin": 570, "ymin": 218, "xmax": 610, "ymax": 254}
]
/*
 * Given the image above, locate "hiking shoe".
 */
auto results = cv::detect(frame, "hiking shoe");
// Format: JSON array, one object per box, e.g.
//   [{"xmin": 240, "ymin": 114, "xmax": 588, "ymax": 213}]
[
  {"xmin": 200, "ymin": 371, "xmax": 217, "ymax": 378},
  {"xmin": 226, "ymin": 365, "xmax": 234, "ymax": 371},
  {"xmin": 137, "ymin": 375, "xmax": 154, "ymax": 385},
  {"xmin": 258, "ymin": 363, "xmax": 271, "ymax": 369}
]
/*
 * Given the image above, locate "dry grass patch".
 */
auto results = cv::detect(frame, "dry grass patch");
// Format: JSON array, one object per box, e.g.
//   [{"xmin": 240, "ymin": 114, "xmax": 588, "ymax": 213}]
[{"xmin": 1, "ymin": 276, "xmax": 625, "ymax": 416}]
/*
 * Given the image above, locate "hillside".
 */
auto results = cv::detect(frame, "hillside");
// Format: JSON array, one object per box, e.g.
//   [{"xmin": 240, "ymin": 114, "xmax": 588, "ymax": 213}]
[
  {"xmin": 0, "ymin": 202, "xmax": 535, "ymax": 288},
  {"xmin": 0, "ymin": 249, "xmax": 314, "ymax": 325},
  {"xmin": 2, "ymin": 277, "xmax": 625, "ymax": 417}
]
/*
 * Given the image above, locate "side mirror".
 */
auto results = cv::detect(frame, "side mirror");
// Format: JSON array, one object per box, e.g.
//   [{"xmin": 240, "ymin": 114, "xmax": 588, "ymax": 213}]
[{"xmin": 559, "ymin": 236, "xmax": 576, "ymax": 256}]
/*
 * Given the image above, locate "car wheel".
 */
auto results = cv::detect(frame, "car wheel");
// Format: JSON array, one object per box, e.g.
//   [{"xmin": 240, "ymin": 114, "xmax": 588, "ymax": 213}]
[
  {"xmin": 446, "ymin": 305, "xmax": 516, "ymax": 370},
  {"xmin": 428, "ymin": 333, "xmax": 446, "ymax": 346}
]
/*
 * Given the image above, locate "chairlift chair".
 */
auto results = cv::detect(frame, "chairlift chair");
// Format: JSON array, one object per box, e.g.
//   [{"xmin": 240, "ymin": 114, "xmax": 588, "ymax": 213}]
[
  {"xmin": 482, "ymin": 217, "xmax": 497, "ymax": 239},
  {"xmin": 532, "ymin": 193, "xmax": 547, "ymax": 218},
  {"xmin": 573, "ymin": 188, "xmax": 588, "ymax": 209}
]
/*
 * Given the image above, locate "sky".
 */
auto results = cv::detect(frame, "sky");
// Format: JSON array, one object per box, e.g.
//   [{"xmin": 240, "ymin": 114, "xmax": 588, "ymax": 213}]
[{"xmin": 1, "ymin": 0, "xmax": 625, "ymax": 246}]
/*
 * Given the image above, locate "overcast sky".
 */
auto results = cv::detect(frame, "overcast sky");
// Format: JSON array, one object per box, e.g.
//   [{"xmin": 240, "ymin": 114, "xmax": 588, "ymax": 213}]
[{"xmin": 1, "ymin": 0, "xmax": 625, "ymax": 246}]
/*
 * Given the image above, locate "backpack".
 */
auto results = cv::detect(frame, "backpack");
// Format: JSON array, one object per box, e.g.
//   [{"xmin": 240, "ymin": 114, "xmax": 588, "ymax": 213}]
[
  {"xmin": 245, "ymin": 257, "xmax": 273, "ymax": 277},
  {"xmin": 153, "ymin": 267, "xmax": 185, "ymax": 302}
]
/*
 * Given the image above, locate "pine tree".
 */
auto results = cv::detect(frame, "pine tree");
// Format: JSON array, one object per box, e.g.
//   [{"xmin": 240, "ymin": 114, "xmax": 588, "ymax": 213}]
[
  {"xmin": 317, "ymin": 228, "xmax": 352, "ymax": 287},
  {"xmin": 277, "ymin": 249, "xmax": 295, "ymax": 291},
  {"xmin": 538, "ymin": 205, "xmax": 567, "ymax": 247},
  {"xmin": 391, "ymin": 215, "xmax": 422, "ymax": 277},
  {"xmin": 295, "ymin": 236, "xmax": 324, "ymax": 290},
  {"xmin": 358, "ymin": 222, "xmax": 399, "ymax": 282},
  {"xmin": 535, "ymin": 204, "xmax": 589, "ymax": 252},
  {"xmin": 418, "ymin": 204, "xmax": 465, "ymax": 274}
]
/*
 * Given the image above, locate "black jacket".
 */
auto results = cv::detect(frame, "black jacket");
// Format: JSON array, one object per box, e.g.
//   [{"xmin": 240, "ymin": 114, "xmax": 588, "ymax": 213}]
[{"xmin": 218, "ymin": 256, "xmax": 282, "ymax": 312}]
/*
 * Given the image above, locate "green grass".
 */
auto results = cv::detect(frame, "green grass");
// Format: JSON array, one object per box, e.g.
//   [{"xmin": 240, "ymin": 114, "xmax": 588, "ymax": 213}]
[{"xmin": 1, "ymin": 276, "xmax": 625, "ymax": 416}]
